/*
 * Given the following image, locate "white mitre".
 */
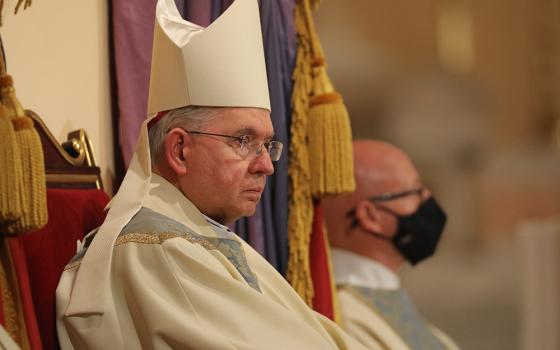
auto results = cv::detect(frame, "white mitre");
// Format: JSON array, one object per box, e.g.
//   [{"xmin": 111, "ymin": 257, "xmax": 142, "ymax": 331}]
[
  {"xmin": 148, "ymin": 0, "xmax": 270, "ymax": 113},
  {"xmin": 59, "ymin": 0, "xmax": 269, "ymax": 323}
]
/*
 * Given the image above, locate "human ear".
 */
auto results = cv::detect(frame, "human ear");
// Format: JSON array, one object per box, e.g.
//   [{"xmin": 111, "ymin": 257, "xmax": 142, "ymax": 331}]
[
  {"xmin": 164, "ymin": 129, "xmax": 189, "ymax": 176},
  {"xmin": 355, "ymin": 200, "xmax": 384, "ymax": 234}
]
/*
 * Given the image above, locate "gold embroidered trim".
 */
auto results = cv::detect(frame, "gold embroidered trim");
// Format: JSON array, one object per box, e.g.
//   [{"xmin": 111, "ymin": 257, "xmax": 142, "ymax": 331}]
[
  {"xmin": 63, "ymin": 260, "xmax": 81, "ymax": 271},
  {"xmin": 115, "ymin": 232, "xmax": 217, "ymax": 250},
  {"xmin": 63, "ymin": 232, "xmax": 218, "ymax": 271}
]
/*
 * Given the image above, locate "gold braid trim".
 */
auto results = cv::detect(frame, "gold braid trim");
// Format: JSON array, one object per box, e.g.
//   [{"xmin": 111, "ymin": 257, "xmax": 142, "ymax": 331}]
[
  {"xmin": 115, "ymin": 232, "xmax": 217, "ymax": 251},
  {"xmin": 63, "ymin": 260, "xmax": 80, "ymax": 272},
  {"xmin": 64, "ymin": 232, "xmax": 220, "ymax": 271}
]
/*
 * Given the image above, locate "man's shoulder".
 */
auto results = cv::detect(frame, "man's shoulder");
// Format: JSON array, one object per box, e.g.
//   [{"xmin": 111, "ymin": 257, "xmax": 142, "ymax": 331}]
[
  {"xmin": 67, "ymin": 208, "xmax": 214, "ymax": 268},
  {"xmin": 115, "ymin": 207, "xmax": 216, "ymax": 248},
  {"xmin": 120, "ymin": 207, "xmax": 192, "ymax": 236}
]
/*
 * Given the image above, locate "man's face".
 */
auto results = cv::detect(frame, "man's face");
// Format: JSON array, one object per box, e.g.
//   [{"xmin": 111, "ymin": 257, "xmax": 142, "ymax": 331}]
[
  {"xmin": 374, "ymin": 165, "xmax": 427, "ymax": 237},
  {"xmin": 178, "ymin": 107, "xmax": 275, "ymax": 225}
]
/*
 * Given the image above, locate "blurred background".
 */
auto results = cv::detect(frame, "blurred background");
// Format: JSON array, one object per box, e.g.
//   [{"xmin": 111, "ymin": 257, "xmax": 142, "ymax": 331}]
[
  {"xmin": 316, "ymin": 0, "xmax": 560, "ymax": 349},
  {"xmin": 3, "ymin": 0, "xmax": 560, "ymax": 348}
]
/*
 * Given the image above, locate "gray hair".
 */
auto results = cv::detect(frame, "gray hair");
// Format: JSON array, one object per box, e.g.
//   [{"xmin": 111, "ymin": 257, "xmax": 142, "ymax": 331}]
[{"xmin": 148, "ymin": 106, "xmax": 223, "ymax": 168}]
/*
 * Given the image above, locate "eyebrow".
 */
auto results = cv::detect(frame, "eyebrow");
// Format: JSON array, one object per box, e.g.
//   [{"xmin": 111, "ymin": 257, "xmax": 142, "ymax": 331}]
[{"xmin": 235, "ymin": 127, "xmax": 275, "ymax": 140}]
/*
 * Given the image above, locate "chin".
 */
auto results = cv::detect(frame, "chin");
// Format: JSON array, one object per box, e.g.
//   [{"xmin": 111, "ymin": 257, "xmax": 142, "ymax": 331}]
[
  {"xmin": 240, "ymin": 203, "xmax": 258, "ymax": 217},
  {"xmin": 221, "ymin": 206, "xmax": 256, "ymax": 225},
  {"xmin": 243, "ymin": 207, "xmax": 257, "ymax": 217}
]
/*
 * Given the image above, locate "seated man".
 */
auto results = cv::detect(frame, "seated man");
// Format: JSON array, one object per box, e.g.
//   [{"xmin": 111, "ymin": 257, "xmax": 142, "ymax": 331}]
[
  {"xmin": 55, "ymin": 0, "xmax": 369, "ymax": 349},
  {"xmin": 324, "ymin": 140, "xmax": 459, "ymax": 350}
]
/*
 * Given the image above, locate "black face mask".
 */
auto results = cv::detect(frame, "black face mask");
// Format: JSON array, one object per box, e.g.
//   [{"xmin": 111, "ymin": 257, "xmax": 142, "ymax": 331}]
[{"xmin": 348, "ymin": 197, "xmax": 447, "ymax": 265}]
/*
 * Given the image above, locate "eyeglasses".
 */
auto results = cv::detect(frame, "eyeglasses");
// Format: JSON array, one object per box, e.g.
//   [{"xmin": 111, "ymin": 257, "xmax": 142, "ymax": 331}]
[
  {"xmin": 184, "ymin": 130, "xmax": 283, "ymax": 161},
  {"xmin": 346, "ymin": 186, "xmax": 425, "ymax": 226},
  {"xmin": 368, "ymin": 187, "xmax": 425, "ymax": 203}
]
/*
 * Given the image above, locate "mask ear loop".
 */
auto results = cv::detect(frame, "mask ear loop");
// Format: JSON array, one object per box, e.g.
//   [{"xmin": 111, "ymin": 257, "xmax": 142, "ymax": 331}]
[
  {"xmin": 373, "ymin": 203, "xmax": 401, "ymax": 218},
  {"xmin": 345, "ymin": 206, "xmax": 394, "ymax": 241},
  {"xmin": 345, "ymin": 207, "xmax": 359, "ymax": 230}
]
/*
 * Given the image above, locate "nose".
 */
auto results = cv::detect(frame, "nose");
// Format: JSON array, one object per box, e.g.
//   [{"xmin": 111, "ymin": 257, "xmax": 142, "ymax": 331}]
[{"xmin": 249, "ymin": 150, "xmax": 274, "ymax": 176}]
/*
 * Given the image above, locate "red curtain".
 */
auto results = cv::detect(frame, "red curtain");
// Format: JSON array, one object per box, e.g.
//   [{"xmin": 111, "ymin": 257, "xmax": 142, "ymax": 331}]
[{"xmin": 309, "ymin": 201, "xmax": 335, "ymax": 320}]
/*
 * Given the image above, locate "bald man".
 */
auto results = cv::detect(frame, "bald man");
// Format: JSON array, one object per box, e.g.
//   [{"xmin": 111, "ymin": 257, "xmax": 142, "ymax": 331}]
[{"xmin": 323, "ymin": 140, "xmax": 459, "ymax": 350}]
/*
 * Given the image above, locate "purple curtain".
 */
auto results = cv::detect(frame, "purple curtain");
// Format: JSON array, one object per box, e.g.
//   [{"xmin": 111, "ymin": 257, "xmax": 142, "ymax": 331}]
[
  {"xmin": 184, "ymin": 1, "xmax": 211, "ymax": 26},
  {"xmin": 231, "ymin": 0, "xmax": 295, "ymax": 274},
  {"xmin": 112, "ymin": 0, "xmax": 295, "ymax": 273},
  {"xmin": 113, "ymin": 0, "xmax": 209, "ymax": 166},
  {"xmin": 112, "ymin": 0, "xmax": 157, "ymax": 166},
  {"xmin": 259, "ymin": 0, "xmax": 295, "ymax": 274}
]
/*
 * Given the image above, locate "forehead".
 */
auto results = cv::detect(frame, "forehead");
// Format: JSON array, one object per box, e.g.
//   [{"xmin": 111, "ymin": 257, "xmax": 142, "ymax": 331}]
[
  {"xmin": 208, "ymin": 107, "xmax": 273, "ymax": 136},
  {"xmin": 356, "ymin": 153, "xmax": 421, "ymax": 194},
  {"xmin": 382, "ymin": 157, "xmax": 421, "ymax": 190}
]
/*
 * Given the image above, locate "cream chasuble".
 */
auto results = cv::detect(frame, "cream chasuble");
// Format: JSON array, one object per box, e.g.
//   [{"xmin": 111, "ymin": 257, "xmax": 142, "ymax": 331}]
[
  {"xmin": 56, "ymin": 175, "xmax": 370, "ymax": 349},
  {"xmin": 333, "ymin": 249, "xmax": 459, "ymax": 350},
  {"xmin": 0, "ymin": 326, "xmax": 19, "ymax": 350}
]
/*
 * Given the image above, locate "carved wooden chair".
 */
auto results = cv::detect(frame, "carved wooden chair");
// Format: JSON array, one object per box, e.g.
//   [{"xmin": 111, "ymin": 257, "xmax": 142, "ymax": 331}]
[{"xmin": 16, "ymin": 112, "xmax": 110, "ymax": 350}]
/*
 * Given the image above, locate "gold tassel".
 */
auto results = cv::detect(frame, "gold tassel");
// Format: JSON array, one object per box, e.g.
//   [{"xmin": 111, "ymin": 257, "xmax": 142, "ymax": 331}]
[
  {"xmin": 0, "ymin": 37, "xmax": 25, "ymax": 229},
  {"xmin": 287, "ymin": 0, "xmax": 356, "ymax": 305},
  {"xmin": 286, "ymin": 1, "xmax": 315, "ymax": 305},
  {"xmin": 9, "ymin": 115, "xmax": 47, "ymax": 234},
  {"xmin": 304, "ymin": 3, "xmax": 355, "ymax": 197},
  {"xmin": 308, "ymin": 87, "xmax": 355, "ymax": 196},
  {"xmin": 0, "ymin": 101, "xmax": 23, "ymax": 227},
  {"xmin": 0, "ymin": 40, "xmax": 24, "ymax": 228},
  {"xmin": 0, "ymin": 75, "xmax": 47, "ymax": 234}
]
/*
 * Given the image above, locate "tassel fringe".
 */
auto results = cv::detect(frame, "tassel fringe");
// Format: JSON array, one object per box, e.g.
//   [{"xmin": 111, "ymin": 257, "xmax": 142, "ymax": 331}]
[
  {"xmin": 4, "ymin": 117, "xmax": 47, "ymax": 234},
  {"xmin": 0, "ymin": 105, "xmax": 23, "ymax": 226},
  {"xmin": 307, "ymin": 59, "xmax": 355, "ymax": 196},
  {"xmin": 308, "ymin": 96, "xmax": 355, "ymax": 196},
  {"xmin": 0, "ymin": 77, "xmax": 47, "ymax": 235}
]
